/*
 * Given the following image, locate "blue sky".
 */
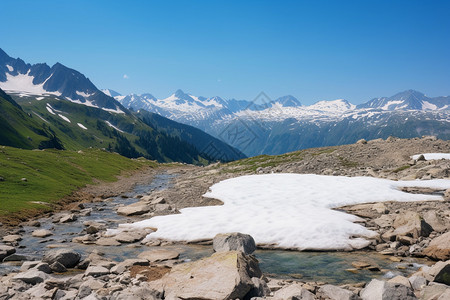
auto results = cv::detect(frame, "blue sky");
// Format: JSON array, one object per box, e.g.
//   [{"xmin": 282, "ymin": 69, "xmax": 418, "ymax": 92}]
[{"xmin": 1, "ymin": 0, "xmax": 450, "ymax": 104}]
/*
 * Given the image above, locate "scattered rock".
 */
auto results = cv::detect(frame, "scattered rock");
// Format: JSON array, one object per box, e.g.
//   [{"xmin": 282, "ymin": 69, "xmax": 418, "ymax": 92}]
[
  {"xmin": 360, "ymin": 279, "xmax": 417, "ymax": 300},
  {"xmin": 272, "ymin": 283, "xmax": 315, "ymax": 300},
  {"xmin": 408, "ymin": 275, "xmax": 427, "ymax": 291},
  {"xmin": 357, "ymin": 139, "xmax": 367, "ymax": 144},
  {"xmin": 84, "ymin": 265, "xmax": 110, "ymax": 277},
  {"xmin": 318, "ymin": 284, "xmax": 359, "ymax": 300},
  {"xmin": 425, "ymin": 260, "xmax": 450, "ymax": 285},
  {"xmin": 149, "ymin": 251, "xmax": 262, "ymax": 300},
  {"xmin": 2, "ymin": 234, "xmax": 22, "ymax": 243},
  {"xmin": 137, "ymin": 249, "xmax": 180, "ymax": 262},
  {"xmin": 13, "ymin": 270, "xmax": 49, "ymax": 285},
  {"xmin": 117, "ymin": 203, "xmax": 152, "ymax": 216},
  {"xmin": 3, "ymin": 254, "xmax": 31, "ymax": 262},
  {"xmin": 111, "ymin": 259, "xmax": 149, "ymax": 274},
  {"xmin": 423, "ymin": 232, "xmax": 450, "ymax": 261},
  {"xmin": 96, "ymin": 237, "xmax": 121, "ymax": 246},
  {"xmin": 392, "ymin": 211, "xmax": 433, "ymax": 239},
  {"xmin": 59, "ymin": 214, "xmax": 77, "ymax": 223},
  {"xmin": 32, "ymin": 229, "xmax": 53, "ymax": 238},
  {"xmin": 420, "ymin": 283, "xmax": 450, "ymax": 300},
  {"xmin": 113, "ymin": 230, "xmax": 148, "ymax": 243},
  {"xmin": 0, "ymin": 244, "xmax": 16, "ymax": 261},
  {"xmin": 213, "ymin": 232, "xmax": 257, "ymax": 255},
  {"xmin": 388, "ymin": 275, "xmax": 412, "ymax": 289},
  {"xmin": 33, "ymin": 262, "xmax": 52, "ymax": 274},
  {"xmin": 43, "ymin": 248, "xmax": 81, "ymax": 268},
  {"xmin": 50, "ymin": 261, "xmax": 67, "ymax": 273}
]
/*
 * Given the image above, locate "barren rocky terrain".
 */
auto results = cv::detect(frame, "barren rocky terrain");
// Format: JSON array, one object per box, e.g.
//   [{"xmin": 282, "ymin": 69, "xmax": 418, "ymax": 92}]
[{"xmin": 0, "ymin": 136, "xmax": 449, "ymax": 299}]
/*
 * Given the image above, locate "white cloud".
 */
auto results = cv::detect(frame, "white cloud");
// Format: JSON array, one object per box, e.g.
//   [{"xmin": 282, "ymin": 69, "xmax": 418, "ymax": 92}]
[{"xmin": 123, "ymin": 74, "xmax": 129, "ymax": 79}]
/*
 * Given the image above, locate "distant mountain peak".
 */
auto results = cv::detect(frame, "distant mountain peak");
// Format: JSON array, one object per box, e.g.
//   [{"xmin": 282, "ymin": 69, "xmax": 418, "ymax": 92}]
[
  {"xmin": 102, "ymin": 89, "xmax": 122, "ymax": 97},
  {"xmin": 274, "ymin": 95, "xmax": 302, "ymax": 107},
  {"xmin": 0, "ymin": 48, "xmax": 125, "ymax": 113}
]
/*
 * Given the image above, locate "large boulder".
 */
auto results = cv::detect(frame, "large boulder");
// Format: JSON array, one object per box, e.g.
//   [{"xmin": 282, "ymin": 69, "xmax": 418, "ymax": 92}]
[
  {"xmin": 43, "ymin": 248, "xmax": 81, "ymax": 268},
  {"xmin": 272, "ymin": 283, "xmax": 315, "ymax": 300},
  {"xmin": 213, "ymin": 232, "xmax": 256, "ymax": 255},
  {"xmin": 420, "ymin": 283, "xmax": 450, "ymax": 300},
  {"xmin": 423, "ymin": 232, "xmax": 450, "ymax": 261},
  {"xmin": 117, "ymin": 202, "xmax": 151, "ymax": 216},
  {"xmin": 360, "ymin": 279, "xmax": 417, "ymax": 300},
  {"xmin": 317, "ymin": 284, "xmax": 359, "ymax": 300},
  {"xmin": 424, "ymin": 260, "xmax": 450, "ymax": 285},
  {"xmin": 422, "ymin": 211, "xmax": 447, "ymax": 233},
  {"xmin": 392, "ymin": 212, "xmax": 432, "ymax": 239},
  {"xmin": 149, "ymin": 250, "xmax": 262, "ymax": 300},
  {"xmin": 13, "ymin": 270, "xmax": 49, "ymax": 285},
  {"xmin": 0, "ymin": 244, "xmax": 16, "ymax": 261}
]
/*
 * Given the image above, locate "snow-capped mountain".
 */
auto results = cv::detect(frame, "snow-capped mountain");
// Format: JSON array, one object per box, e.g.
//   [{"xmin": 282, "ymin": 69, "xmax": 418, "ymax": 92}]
[
  {"xmin": 357, "ymin": 90, "xmax": 448, "ymax": 111},
  {"xmin": 112, "ymin": 88, "xmax": 450, "ymax": 156},
  {"xmin": 0, "ymin": 48, "xmax": 125, "ymax": 113}
]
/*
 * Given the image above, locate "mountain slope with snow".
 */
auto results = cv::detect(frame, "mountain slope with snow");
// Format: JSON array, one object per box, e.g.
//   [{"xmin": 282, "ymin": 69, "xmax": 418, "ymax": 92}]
[
  {"xmin": 113, "ymin": 88, "xmax": 450, "ymax": 156},
  {"xmin": 0, "ymin": 48, "xmax": 125, "ymax": 113}
]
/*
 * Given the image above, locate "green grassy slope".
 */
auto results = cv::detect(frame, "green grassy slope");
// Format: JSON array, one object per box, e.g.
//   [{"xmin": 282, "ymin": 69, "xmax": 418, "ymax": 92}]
[
  {"xmin": 0, "ymin": 146, "xmax": 156, "ymax": 216},
  {"xmin": 0, "ymin": 90, "xmax": 62, "ymax": 149},
  {"xmin": 9, "ymin": 93, "xmax": 209, "ymax": 164}
]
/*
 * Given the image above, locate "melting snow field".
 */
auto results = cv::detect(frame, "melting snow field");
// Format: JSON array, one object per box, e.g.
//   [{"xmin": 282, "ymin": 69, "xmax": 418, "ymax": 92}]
[
  {"xmin": 123, "ymin": 174, "xmax": 450, "ymax": 251},
  {"xmin": 411, "ymin": 153, "xmax": 450, "ymax": 160}
]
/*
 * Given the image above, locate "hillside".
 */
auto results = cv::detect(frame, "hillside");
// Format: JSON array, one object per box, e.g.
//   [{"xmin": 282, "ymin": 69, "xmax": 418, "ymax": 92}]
[
  {"xmin": 112, "ymin": 89, "xmax": 450, "ymax": 156},
  {"xmin": 0, "ymin": 89, "xmax": 63, "ymax": 150},
  {"xmin": 0, "ymin": 146, "xmax": 156, "ymax": 219},
  {"xmin": 0, "ymin": 48, "xmax": 245, "ymax": 163}
]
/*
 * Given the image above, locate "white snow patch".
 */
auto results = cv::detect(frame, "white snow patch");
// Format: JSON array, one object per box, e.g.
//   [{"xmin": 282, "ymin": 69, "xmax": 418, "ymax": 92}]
[
  {"xmin": 58, "ymin": 114, "xmax": 71, "ymax": 123},
  {"xmin": 76, "ymin": 91, "xmax": 93, "ymax": 98},
  {"xmin": 411, "ymin": 153, "xmax": 450, "ymax": 160},
  {"xmin": 422, "ymin": 101, "xmax": 437, "ymax": 110},
  {"xmin": 6, "ymin": 65, "xmax": 13, "ymax": 72},
  {"xmin": 32, "ymin": 111, "xmax": 49, "ymax": 123},
  {"xmin": 77, "ymin": 123, "xmax": 87, "ymax": 130},
  {"xmin": 0, "ymin": 71, "xmax": 63, "ymax": 98},
  {"xmin": 36, "ymin": 97, "xmax": 44, "ymax": 101},
  {"xmin": 46, "ymin": 107, "xmax": 56, "ymax": 115},
  {"xmin": 0, "ymin": 72, "xmax": 47, "ymax": 95},
  {"xmin": 105, "ymin": 121, "xmax": 124, "ymax": 133},
  {"xmin": 121, "ymin": 174, "xmax": 450, "ymax": 251}
]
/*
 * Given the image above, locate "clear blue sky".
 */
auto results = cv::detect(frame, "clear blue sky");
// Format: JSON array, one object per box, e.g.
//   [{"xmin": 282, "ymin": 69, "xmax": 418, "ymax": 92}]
[{"xmin": 1, "ymin": 0, "xmax": 450, "ymax": 104}]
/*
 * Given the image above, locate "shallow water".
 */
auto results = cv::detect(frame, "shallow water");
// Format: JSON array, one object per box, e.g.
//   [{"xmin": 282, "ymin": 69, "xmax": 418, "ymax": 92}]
[{"xmin": 0, "ymin": 173, "xmax": 431, "ymax": 284}]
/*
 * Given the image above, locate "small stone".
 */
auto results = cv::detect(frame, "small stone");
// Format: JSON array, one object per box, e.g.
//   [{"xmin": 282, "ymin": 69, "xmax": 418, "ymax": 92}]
[
  {"xmin": 50, "ymin": 261, "xmax": 67, "ymax": 273},
  {"xmin": 408, "ymin": 275, "xmax": 427, "ymax": 291},
  {"xmin": 2, "ymin": 235, "xmax": 22, "ymax": 243},
  {"xmin": 95, "ymin": 237, "xmax": 121, "ymax": 246},
  {"xmin": 0, "ymin": 244, "xmax": 16, "ymax": 261},
  {"xmin": 32, "ymin": 229, "xmax": 53, "ymax": 238},
  {"xmin": 85, "ymin": 265, "xmax": 110, "ymax": 277},
  {"xmin": 13, "ymin": 270, "xmax": 49, "ymax": 285},
  {"xmin": 213, "ymin": 232, "xmax": 257, "ymax": 255},
  {"xmin": 318, "ymin": 284, "xmax": 359, "ymax": 300},
  {"xmin": 357, "ymin": 139, "xmax": 367, "ymax": 144},
  {"xmin": 59, "ymin": 214, "xmax": 77, "ymax": 223},
  {"xmin": 137, "ymin": 249, "xmax": 180, "ymax": 262},
  {"xmin": 388, "ymin": 275, "xmax": 412, "ymax": 289}
]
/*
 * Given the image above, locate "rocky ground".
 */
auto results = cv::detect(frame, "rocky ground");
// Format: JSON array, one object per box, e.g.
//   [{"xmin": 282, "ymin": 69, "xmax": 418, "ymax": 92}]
[{"xmin": 0, "ymin": 136, "xmax": 449, "ymax": 299}]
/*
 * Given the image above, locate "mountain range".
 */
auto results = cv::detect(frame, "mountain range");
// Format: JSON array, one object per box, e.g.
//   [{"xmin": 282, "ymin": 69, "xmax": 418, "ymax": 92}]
[
  {"xmin": 0, "ymin": 49, "xmax": 245, "ymax": 163},
  {"xmin": 1, "ymin": 47, "xmax": 449, "ymax": 158},
  {"xmin": 106, "ymin": 88, "xmax": 450, "ymax": 156}
]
